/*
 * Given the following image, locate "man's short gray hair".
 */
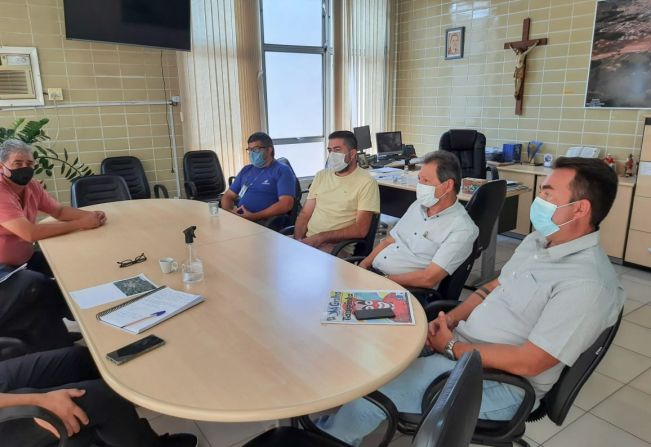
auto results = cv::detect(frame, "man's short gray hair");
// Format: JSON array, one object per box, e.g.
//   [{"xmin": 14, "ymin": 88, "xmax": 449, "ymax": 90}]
[
  {"xmin": 421, "ymin": 150, "xmax": 462, "ymax": 193},
  {"xmin": 0, "ymin": 139, "xmax": 33, "ymax": 163}
]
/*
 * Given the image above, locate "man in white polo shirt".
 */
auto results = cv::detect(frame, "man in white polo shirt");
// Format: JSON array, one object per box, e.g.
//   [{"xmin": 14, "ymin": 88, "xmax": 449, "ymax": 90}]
[
  {"xmin": 319, "ymin": 157, "xmax": 625, "ymax": 445},
  {"xmin": 359, "ymin": 150, "xmax": 478, "ymax": 289}
]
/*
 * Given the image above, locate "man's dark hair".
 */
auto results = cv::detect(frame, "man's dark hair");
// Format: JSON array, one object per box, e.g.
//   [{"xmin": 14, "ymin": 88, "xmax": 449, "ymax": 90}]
[
  {"xmin": 422, "ymin": 150, "xmax": 462, "ymax": 194},
  {"xmin": 553, "ymin": 156, "xmax": 618, "ymax": 229},
  {"xmin": 328, "ymin": 130, "xmax": 357, "ymax": 151},
  {"xmin": 248, "ymin": 132, "xmax": 274, "ymax": 156}
]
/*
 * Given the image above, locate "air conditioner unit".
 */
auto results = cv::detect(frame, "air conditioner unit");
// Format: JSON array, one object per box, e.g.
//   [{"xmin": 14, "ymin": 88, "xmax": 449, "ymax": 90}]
[{"xmin": 0, "ymin": 47, "xmax": 44, "ymax": 108}]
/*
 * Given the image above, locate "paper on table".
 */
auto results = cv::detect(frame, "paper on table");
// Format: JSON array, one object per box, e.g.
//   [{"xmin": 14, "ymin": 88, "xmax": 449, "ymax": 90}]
[{"xmin": 70, "ymin": 274, "xmax": 157, "ymax": 309}]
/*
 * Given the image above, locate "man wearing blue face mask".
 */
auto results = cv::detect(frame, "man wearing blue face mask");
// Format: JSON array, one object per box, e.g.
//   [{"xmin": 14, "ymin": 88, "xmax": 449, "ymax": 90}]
[
  {"xmin": 221, "ymin": 132, "xmax": 296, "ymax": 227},
  {"xmin": 358, "ymin": 151, "xmax": 478, "ymax": 289},
  {"xmin": 317, "ymin": 157, "xmax": 625, "ymax": 446}
]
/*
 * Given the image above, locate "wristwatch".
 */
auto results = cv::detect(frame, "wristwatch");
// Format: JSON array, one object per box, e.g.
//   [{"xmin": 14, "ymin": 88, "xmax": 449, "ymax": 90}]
[{"xmin": 444, "ymin": 338, "xmax": 458, "ymax": 361}]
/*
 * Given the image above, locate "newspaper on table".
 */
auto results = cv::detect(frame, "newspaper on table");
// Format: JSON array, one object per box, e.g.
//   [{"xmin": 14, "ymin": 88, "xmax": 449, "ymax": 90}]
[{"xmin": 322, "ymin": 290, "xmax": 415, "ymax": 325}]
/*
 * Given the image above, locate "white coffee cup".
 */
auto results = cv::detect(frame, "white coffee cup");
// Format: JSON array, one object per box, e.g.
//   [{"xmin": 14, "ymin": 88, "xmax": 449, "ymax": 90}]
[{"xmin": 159, "ymin": 257, "xmax": 178, "ymax": 274}]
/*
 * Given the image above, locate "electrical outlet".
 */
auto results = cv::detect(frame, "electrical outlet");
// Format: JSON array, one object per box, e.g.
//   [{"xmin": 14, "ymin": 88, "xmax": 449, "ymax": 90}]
[{"xmin": 47, "ymin": 88, "xmax": 63, "ymax": 101}]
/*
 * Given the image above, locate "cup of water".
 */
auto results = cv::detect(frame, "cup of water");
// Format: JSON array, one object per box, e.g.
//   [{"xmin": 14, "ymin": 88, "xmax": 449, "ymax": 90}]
[{"xmin": 208, "ymin": 201, "xmax": 219, "ymax": 216}]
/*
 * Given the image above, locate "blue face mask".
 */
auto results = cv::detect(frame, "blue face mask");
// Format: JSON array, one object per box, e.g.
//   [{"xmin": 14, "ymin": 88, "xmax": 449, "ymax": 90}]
[
  {"xmin": 249, "ymin": 150, "xmax": 266, "ymax": 168},
  {"xmin": 529, "ymin": 196, "xmax": 578, "ymax": 237}
]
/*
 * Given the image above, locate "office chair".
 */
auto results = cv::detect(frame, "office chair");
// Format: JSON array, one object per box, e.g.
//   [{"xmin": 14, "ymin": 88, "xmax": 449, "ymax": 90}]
[
  {"xmin": 244, "ymin": 351, "xmax": 482, "ymax": 447},
  {"xmin": 439, "ymin": 130, "xmax": 498, "ymax": 180},
  {"xmin": 267, "ymin": 157, "xmax": 303, "ymax": 230},
  {"xmin": 70, "ymin": 175, "xmax": 132, "ymax": 208},
  {"xmin": 281, "ymin": 213, "xmax": 381, "ymax": 258},
  {"xmin": 397, "ymin": 300, "xmax": 623, "ymax": 447},
  {"xmin": 100, "ymin": 156, "xmax": 169, "ymax": 199},
  {"xmin": 183, "ymin": 150, "xmax": 227, "ymax": 201},
  {"xmin": 0, "ymin": 405, "xmax": 74, "ymax": 447}
]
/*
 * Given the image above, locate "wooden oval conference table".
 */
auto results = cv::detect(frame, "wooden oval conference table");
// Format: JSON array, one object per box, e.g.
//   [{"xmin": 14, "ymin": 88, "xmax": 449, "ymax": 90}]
[{"xmin": 39, "ymin": 199, "xmax": 427, "ymax": 422}]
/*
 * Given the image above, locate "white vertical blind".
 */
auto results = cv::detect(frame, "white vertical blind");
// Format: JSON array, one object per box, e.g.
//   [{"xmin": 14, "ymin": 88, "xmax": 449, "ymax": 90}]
[
  {"xmin": 335, "ymin": 0, "xmax": 392, "ymax": 145},
  {"xmin": 177, "ymin": 0, "xmax": 245, "ymax": 180}
]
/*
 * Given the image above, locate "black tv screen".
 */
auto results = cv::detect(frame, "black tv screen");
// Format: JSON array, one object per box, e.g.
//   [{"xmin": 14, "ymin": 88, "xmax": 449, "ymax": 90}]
[{"xmin": 63, "ymin": 0, "xmax": 191, "ymax": 51}]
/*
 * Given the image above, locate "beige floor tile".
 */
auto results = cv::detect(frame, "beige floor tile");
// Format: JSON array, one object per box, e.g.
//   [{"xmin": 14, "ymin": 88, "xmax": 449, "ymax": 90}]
[
  {"xmin": 137, "ymin": 405, "xmax": 163, "ymax": 421},
  {"xmin": 591, "ymin": 386, "xmax": 651, "ymax": 443},
  {"xmin": 574, "ymin": 372, "xmax": 624, "ymax": 411},
  {"xmin": 620, "ymin": 276, "xmax": 651, "ymax": 304},
  {"xmin": 524, "ymin": 405, "xmax": 584, "ymax": 444},
  {"xmin": 613, "ymin": 321, "xmax": 651, "ymax": 357},
  {"xmin": 611, "ymin": 263, "xmax": 632, "ymax": 275},
  {"xmin": 620, "ymin": 268, "xmax": 651, "ymax": 286},
  {"xmin": 596, "ymin": 345, "xmax": 651, "ymax": 383},
  {"xmin": 148, "ymin": 415, "xmax": 211, "ymax": 447},
  {"xmin": 544, "ymin": 413, "xmax": 649, "ymax": 447},
  {"xmin": 629, "ymin": 367, "xmax": 651, "ymax": 395},
  {"xmin": 624, "ymin": 304, "xmax": 651, "ymax": 329},
  {"xmin": 389, "ymin": 434, "xmax": 412, "ymax": 446},
  {"xmin": 624, "ymin": 298, "xmax": 646, "ymax": 316}
]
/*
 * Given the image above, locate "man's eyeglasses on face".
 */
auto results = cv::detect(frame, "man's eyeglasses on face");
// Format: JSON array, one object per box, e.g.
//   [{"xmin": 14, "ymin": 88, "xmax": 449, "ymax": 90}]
[
  {"xmin": 117, "ymin": 253, "xmax": 147, "ymax": 268},
  {"xmin": 246, "ymin": 146, "xmax": 267, "ymax": 153}
]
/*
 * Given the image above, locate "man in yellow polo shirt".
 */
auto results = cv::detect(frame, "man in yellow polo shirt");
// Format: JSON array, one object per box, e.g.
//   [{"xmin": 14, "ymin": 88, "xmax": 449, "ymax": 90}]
[{"xmin": 294, "ymin": 130, "xmax": 380, "ymax": 252}]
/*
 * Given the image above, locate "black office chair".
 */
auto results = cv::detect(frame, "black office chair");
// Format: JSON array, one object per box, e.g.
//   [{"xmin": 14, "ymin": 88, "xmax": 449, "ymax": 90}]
[
  {"xmin": 398, "ymin": 300, "xmax": 623, "ymax": 447},
  {"xmin": 0, "ymin": 405, "xmax": 73, "ymax": 447},
  {"xmin": 281, "ymin": 213, "xmax": 381, "ymax": 258},
  {"xmin": 183, "ymin": 150, "xmax": 226, "ymax": 201},
  {"xmin": 70, "ymin": 175, "xmax": 132, "ymax": 208},
  {"xmin": 439, "ymin": 130, "xmax": 498, "ymax": 180},
  {"xmin": 100, "ymin": 156, "xmax": 168, "ymax": 199},
  {"xmin": 244, "ymin": 351, "xmax": 482, "ymax": 447},
  {"xmin": 264, "ymin": 157, "xmax": 303, "ymax": 231}
]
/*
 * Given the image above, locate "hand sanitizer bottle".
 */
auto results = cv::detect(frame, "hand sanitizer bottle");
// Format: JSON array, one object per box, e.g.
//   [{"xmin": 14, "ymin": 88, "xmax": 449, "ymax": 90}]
[{"xmin": 182, "ymin": 226, "xmax": 204, "ymax": 283}]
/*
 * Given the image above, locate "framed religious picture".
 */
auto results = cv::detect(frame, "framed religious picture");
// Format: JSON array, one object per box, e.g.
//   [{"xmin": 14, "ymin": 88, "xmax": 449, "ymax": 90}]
[{"xmin": 445, "ymin": 26, "xmax": 465, "ymax": 60}]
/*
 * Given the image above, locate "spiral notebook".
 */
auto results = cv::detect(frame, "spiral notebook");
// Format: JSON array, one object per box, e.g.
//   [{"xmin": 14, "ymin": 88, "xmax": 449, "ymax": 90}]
[{"xmin": 96, "ymin": 286, "xmax": 204, "ymax": 334}]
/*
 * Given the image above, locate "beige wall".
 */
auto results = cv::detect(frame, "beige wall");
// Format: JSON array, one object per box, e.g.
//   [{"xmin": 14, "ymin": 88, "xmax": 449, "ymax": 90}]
[
  {"xmin": 0, "ymin": 0, "xmax": 183, "ymax": 204},
  {"xmin": 393, "ymin": 0, "xmax": 648, "ymax": 171}
]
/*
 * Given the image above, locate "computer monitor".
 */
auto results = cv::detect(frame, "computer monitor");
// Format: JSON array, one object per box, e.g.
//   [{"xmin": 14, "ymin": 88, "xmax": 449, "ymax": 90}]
[
  {"xmin": 353, "ymin": 125, "xmax": 372, "ymax": 151},
  {"xmin": 376, "ymin": 131, "xmax": 403, "ymax": 159}
]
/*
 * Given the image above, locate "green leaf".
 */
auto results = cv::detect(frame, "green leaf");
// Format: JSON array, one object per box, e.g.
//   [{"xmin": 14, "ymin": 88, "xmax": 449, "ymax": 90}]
[
  {"xmin": 60, "ymin": 163, "xmax": 65, "ymax": 174},
  {"xmin": 45, "ymin": 170, "xmax": 52, "ymax": 176},
  {"xmin": 63, "ymin": 148, "xmax": 69, "ymax": 161}
]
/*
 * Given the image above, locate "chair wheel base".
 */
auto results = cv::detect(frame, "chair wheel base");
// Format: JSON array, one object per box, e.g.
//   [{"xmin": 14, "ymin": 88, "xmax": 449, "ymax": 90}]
[{"xmin": 514, "ymin": 439, "xmax": 531, "ymax": 447}]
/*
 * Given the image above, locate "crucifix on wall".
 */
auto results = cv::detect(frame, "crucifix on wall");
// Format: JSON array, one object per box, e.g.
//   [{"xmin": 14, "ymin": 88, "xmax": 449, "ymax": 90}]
[{"xmin": 504, "ymin": 18, "xmax": 548, "ymax": 115}]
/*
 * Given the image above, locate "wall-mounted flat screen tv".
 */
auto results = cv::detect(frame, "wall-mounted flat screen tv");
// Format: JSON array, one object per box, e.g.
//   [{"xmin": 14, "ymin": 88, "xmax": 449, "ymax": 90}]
[{"xmin": 63, "ymin": 0, "xmax": 191, "ymax": 51}]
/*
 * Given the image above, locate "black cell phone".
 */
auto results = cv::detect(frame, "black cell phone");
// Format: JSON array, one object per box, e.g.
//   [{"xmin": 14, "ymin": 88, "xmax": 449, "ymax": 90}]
[
  {"xmin": 106, "ymin": 335, "xmax": 165, "ymax": 365},
  {"xmin": 354, "ymin": 308, "xmax": 396, "ymax": 320}
]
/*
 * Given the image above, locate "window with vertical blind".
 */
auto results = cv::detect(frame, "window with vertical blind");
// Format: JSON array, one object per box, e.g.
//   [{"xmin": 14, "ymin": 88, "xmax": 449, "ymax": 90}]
[{"xmin": 260, "ymin": 0, "xmax": 331, "ymax": 177}]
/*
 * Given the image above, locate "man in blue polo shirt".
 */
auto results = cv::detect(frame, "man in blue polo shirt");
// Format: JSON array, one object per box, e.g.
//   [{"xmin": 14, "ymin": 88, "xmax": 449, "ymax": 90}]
[{"xmin": 221, "ymin": 132, "xmax": 296, "ymax": 228}]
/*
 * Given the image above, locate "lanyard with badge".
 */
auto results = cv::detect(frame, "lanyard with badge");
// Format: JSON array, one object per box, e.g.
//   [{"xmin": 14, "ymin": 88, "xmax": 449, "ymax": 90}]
[{"xmin": 238, "ymin": 170, "xmax": 265, "ymax": 200}]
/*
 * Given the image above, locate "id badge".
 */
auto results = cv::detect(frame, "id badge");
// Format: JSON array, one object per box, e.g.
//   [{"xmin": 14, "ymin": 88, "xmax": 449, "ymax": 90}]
[{"xmin": 239, "ymin": 184, "xmax": 249, "ymax": 200}]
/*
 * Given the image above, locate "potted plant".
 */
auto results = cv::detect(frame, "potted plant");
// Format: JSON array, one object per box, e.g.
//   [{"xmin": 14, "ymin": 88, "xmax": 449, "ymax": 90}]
[{"xmin": 0, "ymin": 118, "xmax": 93, "ymax": 187}]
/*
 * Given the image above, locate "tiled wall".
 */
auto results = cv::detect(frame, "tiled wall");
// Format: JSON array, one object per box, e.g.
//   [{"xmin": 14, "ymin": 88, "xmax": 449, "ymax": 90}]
[
  {"xmin": 0, "ymin": 0, "xmax": 183, "ymax": 204},
  {"xmin": 393, "ymin": 0, "xmax": 649, "ymax": 171}
]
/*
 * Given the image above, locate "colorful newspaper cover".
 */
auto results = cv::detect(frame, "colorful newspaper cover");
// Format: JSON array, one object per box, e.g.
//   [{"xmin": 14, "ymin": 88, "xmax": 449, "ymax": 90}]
[{"xmin": 322, "ymin": 290, "xmax": 415, "ymax": 325}]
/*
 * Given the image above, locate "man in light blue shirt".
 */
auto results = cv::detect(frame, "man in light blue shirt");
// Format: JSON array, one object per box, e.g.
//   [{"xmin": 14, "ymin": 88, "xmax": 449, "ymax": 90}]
[{"xmin": 319, "ymin": 157, "xmax": 625, "ymax": 446}]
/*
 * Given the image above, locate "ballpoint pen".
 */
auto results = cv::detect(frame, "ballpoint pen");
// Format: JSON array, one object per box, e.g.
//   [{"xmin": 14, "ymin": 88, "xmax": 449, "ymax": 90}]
[{"xmin": 120, "ymin": 310, "xmax": 166, "ymax": 328}]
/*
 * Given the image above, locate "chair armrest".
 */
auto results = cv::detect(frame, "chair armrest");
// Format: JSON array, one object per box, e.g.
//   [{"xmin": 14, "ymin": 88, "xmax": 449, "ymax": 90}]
[
  {"xmin": 228, "ymin": 176, "xmax": 236, "ymax": 186},
  {"xmin": 280, "ymin": 225, "xmax": 295, "ymax": 236},
  {"xmin": 299, "ymin": 391, "xmax": 399, "ymax": 447},
  {"xmin": 0, "ymin": 337, "xmax": 29, "ymax": 361},
  {"xmin": 422, "ymin": 300, "xmax": 461, "ymax": 321},
  {"xmin": 486, "ymin": 166, "xmax": 499, "ymax": 180},
  {"xmin": 420, "ymin": 368, "xmax": 537, "ymax": 442},
  {"xmin": 153, "ymin": 184, "xmax": 169, "ymax": 199},
  {"xmin": 343, "ymin": 256, "xmax": 366, "ymax": 265},
  {"xmin": 0, "ymin": 405, "xmax": 68, "ymax": 446},
  {"xmin": 184, "ymin": 181, "xmax": 198, "ymax": 200},
  {"xmin": 330, "ymin": 239, "xmax": 364, "ymax": 257}
]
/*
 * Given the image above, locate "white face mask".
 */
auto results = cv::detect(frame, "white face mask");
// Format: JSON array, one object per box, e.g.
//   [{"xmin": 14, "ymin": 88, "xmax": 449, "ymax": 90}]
[
  {"xmin": 416, "ymin": 183, "xmax": 439, "ymax": 208},
  {"xmin": 326, "ymin": 151, "xmax": 348, "ymax": 172}
]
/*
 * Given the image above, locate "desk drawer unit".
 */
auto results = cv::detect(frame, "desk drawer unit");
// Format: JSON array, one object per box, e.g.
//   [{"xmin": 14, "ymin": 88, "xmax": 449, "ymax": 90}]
[
  {"xmin": 625, "ymin": 230, "xmax": 651, "ymax": 268},
  {"xmin": 630, "ymin": 196, "xmax": 651, "ymax": 233}
]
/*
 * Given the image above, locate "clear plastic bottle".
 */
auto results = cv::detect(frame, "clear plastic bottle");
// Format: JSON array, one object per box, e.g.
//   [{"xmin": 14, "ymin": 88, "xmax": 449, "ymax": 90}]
[{"xmin": 181, "ymin": 226, "xmax": 204, "ymax": 283}]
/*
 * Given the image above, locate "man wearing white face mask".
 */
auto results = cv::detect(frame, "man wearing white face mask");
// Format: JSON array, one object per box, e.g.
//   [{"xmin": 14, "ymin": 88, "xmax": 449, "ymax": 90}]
[
  {"xmin": 317, "ymin": 157, "xmax": 625, "ymax": 446},
  {"xmin": 294, "ymin": 131, "xmax": 380, "ymax": 251},
  {"xmin": 358, "ymin": 151, "xmax": 478, "ymax": 288}
]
